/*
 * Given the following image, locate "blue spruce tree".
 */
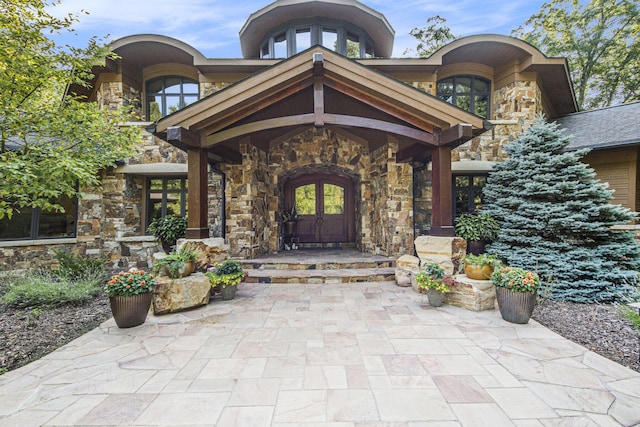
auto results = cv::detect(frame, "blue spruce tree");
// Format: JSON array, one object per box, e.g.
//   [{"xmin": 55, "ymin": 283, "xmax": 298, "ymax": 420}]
[{"xmin": 483, "ymin": 116, "xmax": 639, "ymax": 303}]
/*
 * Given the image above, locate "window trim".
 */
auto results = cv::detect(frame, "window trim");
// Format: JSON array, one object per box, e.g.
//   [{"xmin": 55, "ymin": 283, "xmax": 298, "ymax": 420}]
[
  {"xmin": 0, "ymin": 196, "xmax": 78, "ymax": 242},
  {"xmin": 145, "ymin": 176, "xmax": 188, "ymax": 231},
  {"xmin": 453, "ymin": 173, "xmax": 488, "ymax": 217},
  {"xmin": 145, "ymin": 76, "xmax": 200, "ymax": 121}
]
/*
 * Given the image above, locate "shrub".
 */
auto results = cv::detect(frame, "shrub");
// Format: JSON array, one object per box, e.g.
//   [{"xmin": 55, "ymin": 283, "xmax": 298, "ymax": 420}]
[
  {"xmin": 51, "ymin": 250, "xmax": 108, "ymax": 281},
  {"xmin": 0, "ymin": 271, "xmax": 102, "ymax": 308},
  {"xmin": 207, "ymin": 259, "xmax": 245, "ymax": 289},
  {"xmin": 106, "ymin": 269, "xmax": 155, "ymax": 297}
]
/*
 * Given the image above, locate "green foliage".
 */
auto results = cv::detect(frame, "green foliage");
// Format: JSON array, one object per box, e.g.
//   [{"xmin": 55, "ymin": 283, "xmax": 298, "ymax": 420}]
[
  {"xmin": 513, "ymin": 0, "xmax": 640, "ymax": 109},
  {"xmin": 207, "ymin": 259, "xmax": 244, "ymax": 288},
  {"xmin": 454, "ymin": 213, "xmax": 500, "ymax": 241},
  {"xmin": 52, "ymin": 249, "xmax": 107, "ymax": 280},
  {"xmin": 483, "ymin": 116, "xmax": 640, "ymax": 302},
  {"xmin": 152, "ymin": 246, "xmax": 199, "ymax": 277},
  {"xmin": 416, "ymin": 261, "xmax": 453, "ymax": 293},
  {"xmin": 147, "ymin": 215, "xmax": 187, "ymax": 246},
  {"xmin": 106, "ymin": 269, "xmax": 155, "ymax": 297},
  {"xmin": 619, "ymin": 305, "xmax": 640, "ymax": 332},
  {"xmin": 0, "ymin": 0, "xmax": 142, "ymax": 219},
  {"xmin": 462, "ymin": 253, "xmax": 502, "ymax": 269},
  {"xmin": 0, "ymin": 271, "xmax": 102, "ymax": 308},
  {"xmin": 406, "ymin": 15, "xmax": 458, "ymax": 57},
  {"xmin": 281, "ymin": 206, "xmax": 299, "ymax": 222},
  {"xmin": 491, "ymin": 266, "xmax": 541, "ymax": 293}
]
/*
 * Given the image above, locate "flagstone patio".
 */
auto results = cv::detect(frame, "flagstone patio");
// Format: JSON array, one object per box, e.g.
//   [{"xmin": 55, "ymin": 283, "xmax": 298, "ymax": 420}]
[{"xmin": 1, "ymin": 281, "xmax": 639, "ymax": 426}]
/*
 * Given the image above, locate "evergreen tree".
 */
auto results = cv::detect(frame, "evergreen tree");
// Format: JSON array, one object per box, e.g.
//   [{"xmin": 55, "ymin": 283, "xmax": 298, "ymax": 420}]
[{"xmin": 483, "ymin": 116, "xmax": 639, "ymax": 303}]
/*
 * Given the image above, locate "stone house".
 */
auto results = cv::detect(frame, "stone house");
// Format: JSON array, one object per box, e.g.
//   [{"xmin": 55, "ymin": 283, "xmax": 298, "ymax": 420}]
[{"xmin": 1, "ymin": 0, "xmax": 585, "ymax": 270}]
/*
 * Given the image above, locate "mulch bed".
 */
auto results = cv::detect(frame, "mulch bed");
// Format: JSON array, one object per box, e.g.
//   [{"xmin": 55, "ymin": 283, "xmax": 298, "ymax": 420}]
[{"xmin": 0, "ymin": 294, "xmax": 638, "ymax": 373}]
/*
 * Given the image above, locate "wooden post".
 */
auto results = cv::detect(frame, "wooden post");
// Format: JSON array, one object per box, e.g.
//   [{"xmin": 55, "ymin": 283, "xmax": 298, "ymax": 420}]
[
  {"xmin": 186, "ymin": 144, "xmax": 210, "ymax": 239},
  {"xmin": 431, "ymin": 145, "xmax": 454, "ymax": 236}
]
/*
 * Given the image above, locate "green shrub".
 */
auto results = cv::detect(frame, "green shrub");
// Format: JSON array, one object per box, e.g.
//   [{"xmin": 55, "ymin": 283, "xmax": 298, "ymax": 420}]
[
  {"xmin": 619, "ymin": 305, "xmax": 640, "ymax": 332},
  {"xmin": 52, "ymin": 250, "xmax": 108, "ymax": 281},
  {"xmin": 0, "ymin": 271, "xmax": 102, "ymax": 309}
]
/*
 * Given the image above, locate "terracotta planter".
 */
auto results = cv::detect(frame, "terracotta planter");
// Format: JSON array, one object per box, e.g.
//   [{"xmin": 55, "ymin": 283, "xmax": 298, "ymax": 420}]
[
  {"xmin": 495, "ymin": 287, "xmax": 536, "ymax": 324},
  {"xmin": 220, "ymin": 285, "xmax": 236, "ymax": 301},
  {"xmin": 426, "ymin": 289, "xmax": 445, "ymax": 307},
  {"xmin": 464, "ymin": 264, "xmax": 494, "ymax": 280},
  {"xmin": 164, "ymin": 260, "xmax": 196, "ymax": 278},
  {"xmin": 109, "ymin": 293, "xmax": 152, "ymax": 328}
]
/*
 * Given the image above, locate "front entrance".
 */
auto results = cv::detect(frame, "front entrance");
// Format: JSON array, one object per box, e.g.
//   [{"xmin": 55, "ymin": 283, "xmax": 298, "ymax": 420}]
[{"xmin": 285, "ymin": 174, "xmax": 355, "ymax": 244}]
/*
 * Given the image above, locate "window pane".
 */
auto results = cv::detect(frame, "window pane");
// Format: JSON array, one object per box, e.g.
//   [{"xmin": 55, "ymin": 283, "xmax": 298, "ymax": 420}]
[
  {"xmin": 474, "ymin": 78, "xmax": 489, "ymax": 92},
  {"xmin": 473, "ymin": 176, "xmax": 487, "ymax": 187},
  {"xmin": 455, "ymin": 77, "xmax": 472, "ymax": 93},
  {"xmin": 261, "ymin": 43, "xmax": 270, "ymax": 58},
  {"xmin": 146, "ymin": 177, "xmax": 188, "ymax": 229},
  {"xmin": 346, "ymin": 32, "xmax": 360, "ymax": 58},
  {"xmin": 183, "ymin": 95, "xmax": 198, "ymax": 109},
  {"xmin": 295, "ymin": 184, "xmax": 316, "ymax": 215},
  {"xmin": 274, "ymin": 32, "xmax": 287, "ymax": 58},
  {"xmin": 166, "ymin": 179, "xmax": 182, "ymax": 191},
  {"xmin": 365, "ymin": 42, "xmax": 374, "ymax": 58},
  {"xmin": 147, "ymin": 79, "xmax": 163, "ymax": 94},
  {"xmin": 149, "ymin": 179, "xmax": 163, "ymax": 191},
  {"xmin": 166, "ymin": 96, "xmax": 180, "ymax": 115},
  {"xmin": 148, "ymin": 97, "xmax": 162, "ymax": 122},
  {"xmin": 182, "ymin": 82, "xmax": 198, "ymax": 94},
  {"xmin": 322, "ymin": 28, "xmax": 338, "ymax": 51},
  {"xmin": 296, "ymin": 28, "xmax": 311, "ymax": 53},
  {"xmin": 38, "ymin": 196, "xmax": 75, "ymax": 238},
  {"xmin": 0, "ymin": 207, "xmax": 33, "ymax": 240},
  {"xmin": 437, "ymin": 81, "xmax": 454, "ymax": 94},
  {"xmin": 456, "ymin": 95, "xmax": 471, "ymax": 111},
  {"xmin": 323, "ymin": 184, "xmax": 344, "ymax": 214},
  {"xmin": 475, "ymin": 95, "xmax": 488, "ymax": 118},
  {"xmin": 164, "ymin": 77, "xmax": 182, "ymax": 94},
  {"xmin": 456, "ymin": 176, "xmax": 469, "ymax": 187}
]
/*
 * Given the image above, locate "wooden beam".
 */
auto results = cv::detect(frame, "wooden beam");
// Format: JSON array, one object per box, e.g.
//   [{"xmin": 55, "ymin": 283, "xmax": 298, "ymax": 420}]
[
  {"xmin": 314, "ymin": 78, "xmax": 324, "ymax": 127},
  {"xmin": 325, "ymin": 114, "xmax": 436, "ymax": 145},
  {"xmin": 437, "ymin": 123, "xmax": 473, "ymax": 147},
  {"xmin": 206, "ymin": 114, "xmax": 316, "ymax": 146},
  {"xmin": 167, "ymin": 126, "xmax": 201, "ymax": 149},
  {"xmin": 430, "ymin": 145, "xmax": 454, "ymax": 237},
  {"xmin": 186, "ymin": 143, "xmax": 210, "ymax": 239},
  {"xmin": 396, "ymin": 144, "xmax": 430, "ymax": 163},
  {"xmin": 209, "ymin": 145, "xmax": 243, "ymax": 164}
]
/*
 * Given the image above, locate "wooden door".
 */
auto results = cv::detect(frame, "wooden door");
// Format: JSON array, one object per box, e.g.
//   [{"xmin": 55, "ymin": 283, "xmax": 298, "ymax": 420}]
[{"xmin": 285, "ymin": 174, "xmax": 355, "ymax": 243}]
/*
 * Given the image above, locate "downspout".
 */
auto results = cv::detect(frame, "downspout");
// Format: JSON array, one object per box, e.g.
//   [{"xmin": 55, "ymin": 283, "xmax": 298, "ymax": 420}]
[{"xmin": 210, "ymin": 165, "xmax": 226, "ymax": 239}]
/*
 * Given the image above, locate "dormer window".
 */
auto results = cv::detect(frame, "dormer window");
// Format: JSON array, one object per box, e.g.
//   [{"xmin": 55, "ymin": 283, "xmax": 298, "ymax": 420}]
[
  {"xmin": 437, "ymin": 75, "xmax": 490, "ymax": 118},
  {"xmin": 146, "ymin": 76, "xmax": 199, "ymax": 121},
  {"xmin": 259, "ymin": 21, "xmax": 375, "ymax": 59}
]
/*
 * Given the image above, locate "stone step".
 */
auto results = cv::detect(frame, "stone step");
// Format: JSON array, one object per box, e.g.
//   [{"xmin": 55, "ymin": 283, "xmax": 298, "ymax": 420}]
[
  {"xmin": 245, "ymin": 267, "xmax": 396, "ymax": 284},
  {"xmin": 242, "ymin": 259, "xmax": 395, "ymax": 271}
]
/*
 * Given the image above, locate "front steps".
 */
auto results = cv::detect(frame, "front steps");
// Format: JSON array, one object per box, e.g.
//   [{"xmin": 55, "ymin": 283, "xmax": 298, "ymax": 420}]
[{"xmin": 242, "ymin": 249, "xmax": 396, "ymax": 284}]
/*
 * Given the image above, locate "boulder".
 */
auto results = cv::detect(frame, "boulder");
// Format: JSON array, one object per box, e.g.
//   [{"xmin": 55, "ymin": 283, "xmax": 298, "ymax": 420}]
[
  {"xmin": 152, "ymin": 272, "xmax": 211, "ymax": 315},
  {"xmin": 178, "ymin": 238, "xmax": 229, "ymax": 267},
  {"xmin": 395, "ymin": 255, "xmax": 420, "ymax": 287},
  {"xmin": 414, "ymin": 236, "xmax": 466, "ymax": 274},
  {"xmin": 445, "ymin": 274, "xmax": 496, "ymax": 311}
]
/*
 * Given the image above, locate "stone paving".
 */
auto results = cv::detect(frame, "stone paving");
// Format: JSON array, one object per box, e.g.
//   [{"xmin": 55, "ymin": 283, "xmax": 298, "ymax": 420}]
[{"xmin": 1, "ymin": 281, "xmax": 640, "ymax": 426}]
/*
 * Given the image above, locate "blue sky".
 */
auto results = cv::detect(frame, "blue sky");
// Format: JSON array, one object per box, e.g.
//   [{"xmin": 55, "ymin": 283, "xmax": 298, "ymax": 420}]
[{"xmin": 49, "ymin": 0, "xmax": 547, "ymax": 58}]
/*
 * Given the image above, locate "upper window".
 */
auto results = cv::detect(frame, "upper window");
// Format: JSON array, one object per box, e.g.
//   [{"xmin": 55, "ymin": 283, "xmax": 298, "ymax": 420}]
[
  {"xmin": 260, "ymin": 22, "xmax": 374, "ymax": 59},
  {"xmin": 146, "ymin": 177, "xmax": 188, "ymax": 229},
  {"xmin": 0, "ymin": 195, "xmax": 77, "ymax": 241},
  {"xmin": 437, "ymin": 76, "xmax": 490, "ymax": 118},
  {"xmin": 146, "ymin": 77, "xmax": 199, "ymax": 121}
]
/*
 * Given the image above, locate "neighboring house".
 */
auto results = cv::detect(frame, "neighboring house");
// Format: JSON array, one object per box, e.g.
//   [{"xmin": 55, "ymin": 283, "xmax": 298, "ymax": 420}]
[
  {"xmin": 556, "ymin": 102, "xmax": 640, "ymax": 214},
  {"xmin": 1, "ymin": 0, "xmax": 581, "ymax": 270}
]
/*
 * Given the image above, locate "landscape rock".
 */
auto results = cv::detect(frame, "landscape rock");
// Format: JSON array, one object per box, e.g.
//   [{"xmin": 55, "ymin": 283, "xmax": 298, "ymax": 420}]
[{"xmin": 152, "ymin": 273, "xmax": 211, "ymax": 315}]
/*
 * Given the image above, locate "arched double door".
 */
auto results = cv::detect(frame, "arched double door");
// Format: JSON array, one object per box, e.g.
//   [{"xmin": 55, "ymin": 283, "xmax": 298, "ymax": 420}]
[{"xmin": 284, "ymin": 174, "xmax": 355, "ymax": 244}]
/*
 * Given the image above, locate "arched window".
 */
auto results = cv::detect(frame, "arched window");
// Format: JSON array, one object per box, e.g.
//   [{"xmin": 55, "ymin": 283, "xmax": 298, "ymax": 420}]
[
  {"xmin": 437, "ymin": 76, "xmax": 490, "ymax": 118},
  {"xmin": 146, "ymin": 76, "xmax": 199, "ymax": 121}
]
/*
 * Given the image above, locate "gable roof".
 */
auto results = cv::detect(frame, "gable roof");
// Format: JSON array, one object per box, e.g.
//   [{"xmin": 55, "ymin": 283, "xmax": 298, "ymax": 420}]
[{"xmin": 555, "ymin": 102, "xmax": 640, "ymax": 151}]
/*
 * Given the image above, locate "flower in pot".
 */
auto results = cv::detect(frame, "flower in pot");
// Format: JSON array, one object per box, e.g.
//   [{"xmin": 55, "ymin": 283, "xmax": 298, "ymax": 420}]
[
  {"xmin": 106, "ymin": 268, "xmax": 156, "ymax": 328},
  {"xmin": 147, "ymin": 215, "xmax": 187, "ymax": 253},
  {"xmin": 490, "ymin": 266, "xmax": 540, "ymax": 324},
  {"xmin": 152, "ymin": 246, "xmax": 199, "ymax": 279},
  {"xmin": 461, "ymin": 253, "xmax": 502, "ymax": 280},
  {"xmin": 454, "ymin": 213, "xmax": 500, "ymax": 255},
  {"xmin": 415, "ymin": 261, "xmax": 454, "ymax": 307},
  {"xmin": 281, "ymin": 206, "xmax": 299, "ymax": 236},
  {"xmin": 206, "ymin": 259, "xmax": 245, "ymax": 300}
]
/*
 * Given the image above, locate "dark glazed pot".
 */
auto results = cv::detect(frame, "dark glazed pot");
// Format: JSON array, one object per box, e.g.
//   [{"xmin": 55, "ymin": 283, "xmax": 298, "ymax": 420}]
[
  {"xmin": 495, "ymin": 287, "xmax": 536, "ymax": 324},
  {"xmin": 109, "ymin": 293, "xmax": 152, "ymax": 328}
]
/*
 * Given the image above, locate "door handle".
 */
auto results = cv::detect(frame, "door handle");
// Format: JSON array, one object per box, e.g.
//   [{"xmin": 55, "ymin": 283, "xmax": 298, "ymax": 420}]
[{"xmin": 316, "ymin": 217, "xmax": 324, "ymax": 227}]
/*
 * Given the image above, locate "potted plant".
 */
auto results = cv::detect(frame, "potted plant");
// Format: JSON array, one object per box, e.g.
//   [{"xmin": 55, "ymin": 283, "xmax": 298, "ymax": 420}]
[
  {"xmin": 106, "ymin": 268, "xmax": 156, "ymax": 328},
  {"xmin": 490, "ymin": 266, "xmax": 540, "ymax": 324},
  {"xmin": 206, "ymin": 259, "xmax": 245, "ymax": 300},
  {"xmin": 454, "ymin": 213, "xmax": 500, "ymax": 255},
  {"xmin": 281, "ymin": 206, "xmax": 299, "ymax": 235},
  {"xmin": 147, "ymin": 215, "xmax": 187, "ymax": 253},
  {"xmin": 152, "ymin": 246, "xmax": 199, "ymax": 279},
  {"xmin": 461, "ymin": 253, "xmax": 502, "ymax": 280},
  {"xmin": 415, "ymin": 261, "xmax": 454, "ymax": 307}
]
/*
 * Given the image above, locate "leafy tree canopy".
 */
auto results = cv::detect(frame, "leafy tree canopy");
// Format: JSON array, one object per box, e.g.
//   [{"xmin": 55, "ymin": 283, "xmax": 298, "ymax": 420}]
[
  {"xmin": 513, "ymin": 0, "xmax": 640, "ymax": 110},
  {"xmin": 483, "ymin": 116, "xmax": 639, "ymax": 303},
  {"xmin": 0, "ymin": 0, "xmax": 141, "ymax": 219},
  {"xmin": 406, "ymin": 15, "xmax": 457, "ymax": 57}
]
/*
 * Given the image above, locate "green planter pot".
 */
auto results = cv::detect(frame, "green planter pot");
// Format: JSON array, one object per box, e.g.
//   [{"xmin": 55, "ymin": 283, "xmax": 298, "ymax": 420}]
[
  {"xmin": 495, "ymin": 287, "xmax": 536, "ymax": 324},
  {"xmin": 109, "ymin": 293, "xmax": 152, "ymax": 328},
  {"xmin": 220, "ymin": 285, "xmax": 237, "ymax": 301},
  {"xmin": 426, "ymin": 289, "xmax": 445, "ymax": 307}
]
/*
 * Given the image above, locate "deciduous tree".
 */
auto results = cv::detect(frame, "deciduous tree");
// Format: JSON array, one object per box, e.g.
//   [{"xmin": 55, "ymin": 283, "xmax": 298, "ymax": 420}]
[
  {"xmin": 512, "ymin": 0, "xmax": 640, "ymax": 110},
  {"xmin": 406, "ymin": 16, "xmax": 457, "ymax": 57},
  {"xmin": 0, "ymin": 0, "xmax": 141, "ymax": 219}
]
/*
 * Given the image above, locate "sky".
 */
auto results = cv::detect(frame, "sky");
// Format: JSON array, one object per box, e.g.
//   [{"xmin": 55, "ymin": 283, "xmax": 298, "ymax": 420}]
[{"xmin": 47, "ymin": 0, "xmax": 548, "ymax": 58}]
